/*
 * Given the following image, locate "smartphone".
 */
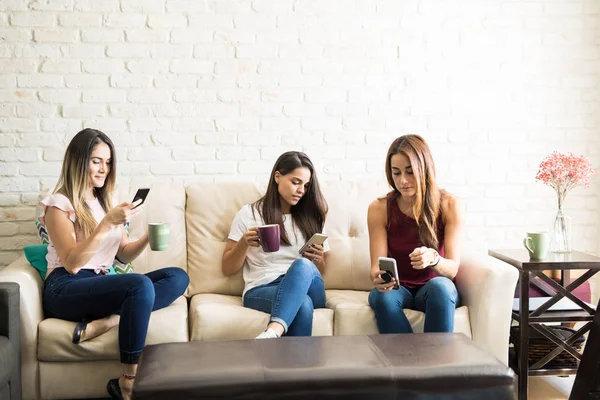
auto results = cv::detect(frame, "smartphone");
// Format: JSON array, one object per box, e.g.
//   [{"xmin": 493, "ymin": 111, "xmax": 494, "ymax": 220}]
[
  {"xmin": 298, "ymin": 233, "xmax": 328, "ymax": 254},
  {"xmin": 378, "ymin": 257, "xmax": 399, "ymax": 289},
  {"xmin": 131, "ymin": 188, "xmax": 150, "ymax": 209}
]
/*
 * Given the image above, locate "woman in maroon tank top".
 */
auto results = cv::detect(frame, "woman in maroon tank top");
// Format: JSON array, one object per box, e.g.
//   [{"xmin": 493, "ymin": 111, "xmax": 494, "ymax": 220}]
[{"xmin": 367, "ymin": 135, "xmax": 465, "ymax": 333}]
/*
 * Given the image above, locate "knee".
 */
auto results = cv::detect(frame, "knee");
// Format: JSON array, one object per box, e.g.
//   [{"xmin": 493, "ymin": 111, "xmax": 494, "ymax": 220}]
[
  {"xmin": 128, "ymin": 274, "xmax": 155, "ymax": 300},
  {"xmin": 369, "ymin": 288, "xmax": 398, "ymax": 311},
  {"xmin": 426, "ymin": 277, "xmax": 458, "ymax": 302},
  {"xmin": 167, "ymin": 267, "xmax": 190, "ymax": 292},
  {"xmin": 290, "ymin": 258, "xmax": 321, "ymax": 279}
]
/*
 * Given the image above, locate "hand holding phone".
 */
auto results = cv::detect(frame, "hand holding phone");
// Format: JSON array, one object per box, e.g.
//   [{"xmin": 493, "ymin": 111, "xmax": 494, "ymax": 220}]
[
  {"xmin": 377, "ymin": 257, "xmax": 399, "ymax": 291},
  {"xmin": 298, "ymin": 233, "xmax": 328, "ymax": 255},
  {"xmin": 131, "ymin": 188, "xmax": 150, "ymax": 209}
]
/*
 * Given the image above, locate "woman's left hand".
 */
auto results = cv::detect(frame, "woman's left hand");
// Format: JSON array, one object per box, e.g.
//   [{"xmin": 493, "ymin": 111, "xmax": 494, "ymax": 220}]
[
  {"xmin": 303, "ymin": 244, "xmax": 324, "ymax": 266},
  {"xmin": 409, "ymin": 246, "xmax": 436, "ymax": 269}
]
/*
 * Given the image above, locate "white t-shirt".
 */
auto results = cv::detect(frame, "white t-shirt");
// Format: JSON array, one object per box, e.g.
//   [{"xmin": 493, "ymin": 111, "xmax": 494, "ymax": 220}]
[{"xmin": 228, "ymin": 204, "xmax": 329, "ymax": 297}]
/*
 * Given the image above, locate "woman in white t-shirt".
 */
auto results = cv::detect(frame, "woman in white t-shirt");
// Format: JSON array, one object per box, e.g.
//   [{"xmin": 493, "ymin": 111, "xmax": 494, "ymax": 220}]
[
  {"xmin": 41, "ymin": 129, "xmax": 189, "ymax": 400},
  {"xmin": 222, "ymin": 151, "xmax": 329, "ymax": 338}
]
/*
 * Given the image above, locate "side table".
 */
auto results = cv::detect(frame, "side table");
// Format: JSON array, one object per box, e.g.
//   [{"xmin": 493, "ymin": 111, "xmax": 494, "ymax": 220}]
[{"xmin": 488, "ymin": 249, "xmax": 600, "ymax": 400}]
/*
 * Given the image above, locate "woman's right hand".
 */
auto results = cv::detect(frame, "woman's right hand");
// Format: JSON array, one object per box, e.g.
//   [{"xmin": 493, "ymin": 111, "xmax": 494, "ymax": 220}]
[
  {"xmin": 241, "ymin": 227, "xmax": 260, "ymax": 247},
  {"xmin": 103, "ymin": 202, "xmax": 141, "ymax": 226},
  {"xmin": 372, "ymin": 270, "xmax": 396, "ymax": 293}
]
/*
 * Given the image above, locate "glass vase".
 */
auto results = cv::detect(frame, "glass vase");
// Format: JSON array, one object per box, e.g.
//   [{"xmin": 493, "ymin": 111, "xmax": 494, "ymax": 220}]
[{"xmin": 551, "ymin": 206, "xmax": 571, "ymax": 253}]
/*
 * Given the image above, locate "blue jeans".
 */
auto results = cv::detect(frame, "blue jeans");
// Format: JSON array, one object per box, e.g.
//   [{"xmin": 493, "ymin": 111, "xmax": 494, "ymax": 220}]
[
  {"xmin": 43, "ymin": 267, "xmax": 189, "ymax": 364},
  {"xmin": 243, "ymin": 258, "xmax": 326, "ymax": 336},
  {"xmin": 368, "ymin": 276, "xmax": 459, "ymax": 334}
]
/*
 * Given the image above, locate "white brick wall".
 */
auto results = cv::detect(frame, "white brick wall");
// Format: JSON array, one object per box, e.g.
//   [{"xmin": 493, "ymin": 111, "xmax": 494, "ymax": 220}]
[{"xmin": 0, "ymin": 0, "xmax": 599, "ymax": 272}]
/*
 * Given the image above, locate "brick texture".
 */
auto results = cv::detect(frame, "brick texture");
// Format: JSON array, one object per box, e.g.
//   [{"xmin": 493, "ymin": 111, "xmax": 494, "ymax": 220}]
[{"xmin": 0, "ymin": 0, "xmax": 598, "ymax": 277}]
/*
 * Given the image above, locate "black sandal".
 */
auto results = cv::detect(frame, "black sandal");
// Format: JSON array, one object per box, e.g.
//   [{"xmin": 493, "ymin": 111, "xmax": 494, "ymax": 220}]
[
  {"xmin": 71, "ymin": 320, "xmax": 88, "ymax": 344},
  {"xmin": 106, "ymin": 378, "xmax": 123, "ymax": 400},
  {"xmin": 107, "ymin": 374, "xmax": 135, "ymax": 400}
]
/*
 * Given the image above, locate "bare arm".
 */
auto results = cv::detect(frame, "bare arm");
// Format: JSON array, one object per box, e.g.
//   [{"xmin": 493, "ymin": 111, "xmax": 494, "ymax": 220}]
[
  {"xmin": 116, "ymin": 226, "xmax": 149, "ymax": 264},
  {"xmin": 367, "ymin": 198, "xmax": 396, "ymax": 292},
  {"xmin": 221, "ymin": 227, "xmax": 259, "ymax": 277},
  {"xmin": 433, "ymin": 195, "xmax": 464, "ymax": 279},
  {"xmin": 45, "ymin": 207, "xmax": 112, "ymax": 274},
  {"xmin": 409, "ymin": 194, "xmax": 464, "ymax": 279}
]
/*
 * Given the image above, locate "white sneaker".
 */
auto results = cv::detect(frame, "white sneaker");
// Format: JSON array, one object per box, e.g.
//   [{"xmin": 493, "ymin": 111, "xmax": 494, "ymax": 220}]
[{"xmin": 255, "ymin": 328, "xmax": 280, "ymax": 339}]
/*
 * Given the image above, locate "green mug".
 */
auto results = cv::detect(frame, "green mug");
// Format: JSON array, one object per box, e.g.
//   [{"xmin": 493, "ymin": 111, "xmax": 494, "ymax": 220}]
[
  {"xmin": 523, "ymin": 231, "xmax": 550, "ymax": 259},
  {"xmin": 148, "ymin": 223, "xmax": 170, "ymax": 251}
]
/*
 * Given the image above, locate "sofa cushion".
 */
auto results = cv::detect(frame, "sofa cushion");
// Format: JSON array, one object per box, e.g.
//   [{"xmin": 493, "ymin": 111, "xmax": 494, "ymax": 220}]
[
  {"xmin": 189, "ymin": 293, "xmax": 334, "ymax": 341},
  {"xmin": 37, "ymin": 297, "xmax": 188, "ymax": 362},
  {"xmin": 113, "ymin": 184, "xmax": 188, "ymax": 275},
  {"xmin": 185, "ymin": 181, "xmax": 389, "ymax": 297},
  {"xmin": 186, "ymin": 183, "xmax": 264, "ymax": 296},
  {"xmin": 319, "ymin": 181, "xmax": 389, "ymax": 291},
  {"xmin": 0, "ymin": 336, "xmax": 13, "ymax": 387},
  {"xmin": 326, "ymin": 290, "xmax": 472, "ymax": 337}
]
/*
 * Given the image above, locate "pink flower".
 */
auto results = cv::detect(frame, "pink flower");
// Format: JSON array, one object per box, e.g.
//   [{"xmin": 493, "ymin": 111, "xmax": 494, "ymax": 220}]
[{"xmin": 535, "ymin": 151, "xmax": 597, "ymax": 205}]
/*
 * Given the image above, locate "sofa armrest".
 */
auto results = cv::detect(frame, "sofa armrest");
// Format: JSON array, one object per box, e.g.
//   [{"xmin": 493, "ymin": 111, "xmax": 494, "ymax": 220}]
[
  {"xmin": 0, "ymin": 256, "xmax": 44, "ymax": 400},
  {"xmin": 455, "ymin": 252, "xmax": 518, "ymax": 365},
  {"xmin": 0, "ymin": 281, "xmax": 21, "ymax": 400}
]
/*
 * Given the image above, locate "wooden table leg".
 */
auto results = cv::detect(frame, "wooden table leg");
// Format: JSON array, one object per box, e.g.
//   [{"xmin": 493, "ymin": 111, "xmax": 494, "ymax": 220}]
[{"xmin": 519, "ymin": 271, "xmax": 530, "ymax": 400}]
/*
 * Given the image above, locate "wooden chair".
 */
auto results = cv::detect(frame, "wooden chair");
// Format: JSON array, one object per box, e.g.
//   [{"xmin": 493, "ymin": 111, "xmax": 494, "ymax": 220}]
[{"xmin": 569, "ymin": 297, "xmax": 600, "ymax": 400}]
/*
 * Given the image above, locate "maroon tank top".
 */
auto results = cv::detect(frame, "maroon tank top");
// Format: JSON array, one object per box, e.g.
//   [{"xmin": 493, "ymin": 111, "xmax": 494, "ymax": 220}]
[{"xmin": 387, "ymin": 192, "xmax": 445, "ymax": 289}]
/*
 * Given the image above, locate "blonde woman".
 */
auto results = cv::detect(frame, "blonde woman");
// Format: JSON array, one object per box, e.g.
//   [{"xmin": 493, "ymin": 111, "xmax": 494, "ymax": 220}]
[{"xmin": 40, "ymin": 128, "xmax": 189, "ymax": 400}]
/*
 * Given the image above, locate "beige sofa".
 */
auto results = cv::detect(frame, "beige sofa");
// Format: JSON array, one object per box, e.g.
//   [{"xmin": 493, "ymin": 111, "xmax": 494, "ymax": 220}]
[{"xmin": 0, "ymin": 181, "xmax": 519, "ymax": 400}]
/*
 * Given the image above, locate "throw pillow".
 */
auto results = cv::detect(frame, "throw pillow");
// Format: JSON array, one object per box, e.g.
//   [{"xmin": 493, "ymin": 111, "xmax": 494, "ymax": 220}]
[
  {"xmin": 35, "ymin": 221, "xmax": 49, "ymax": 244},
  {"xmin": 24, "ymin": 244, "xmax": 48, "ymax": 279},
  {"xmin": 115, "ymin": 222, "xmax": 134, "ymax": 274}
]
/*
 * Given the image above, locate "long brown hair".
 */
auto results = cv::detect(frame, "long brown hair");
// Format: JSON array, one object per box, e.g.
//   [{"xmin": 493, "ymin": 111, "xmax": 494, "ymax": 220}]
[
  {"xmin": 54, "ymin": 128, "xmax": 116, "ymax": 237},
  {"xmin": 385, "ymin": 134, "xmax": 442, "ymax": 249},
  {"xmin": 253, "ymin": 151, "xmax": 328, "ymax": 246}
]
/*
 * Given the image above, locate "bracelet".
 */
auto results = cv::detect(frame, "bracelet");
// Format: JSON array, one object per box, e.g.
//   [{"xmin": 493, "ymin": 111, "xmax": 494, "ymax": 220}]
[{"xmin": 428, "ymin": 250, "xmax": 441, "ymax": 268}]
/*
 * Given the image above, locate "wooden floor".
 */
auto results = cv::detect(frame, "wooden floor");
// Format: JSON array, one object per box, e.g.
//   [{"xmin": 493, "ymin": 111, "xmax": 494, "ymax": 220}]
[{"xmin": 527, "ymin": 375, "xmax": 575, "ymax": 399}]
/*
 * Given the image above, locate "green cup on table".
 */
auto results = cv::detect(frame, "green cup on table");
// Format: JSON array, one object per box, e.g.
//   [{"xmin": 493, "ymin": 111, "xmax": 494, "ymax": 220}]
[{"xmin": 523, "ymin": 231, "xmax": 550, "ymax": 260}]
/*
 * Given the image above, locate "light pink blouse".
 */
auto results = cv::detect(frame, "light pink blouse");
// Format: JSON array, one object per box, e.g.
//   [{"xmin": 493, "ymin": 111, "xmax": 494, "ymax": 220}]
[{"xmin": 39, "ymin": 193, "xmax": 122, "ymax": 278}]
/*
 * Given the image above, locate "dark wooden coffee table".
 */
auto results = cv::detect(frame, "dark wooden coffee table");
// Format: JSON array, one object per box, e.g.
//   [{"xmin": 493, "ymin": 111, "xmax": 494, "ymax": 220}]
[{"xmin": 133, "ymin": 333, "xmax": 515, "ymax": 399}]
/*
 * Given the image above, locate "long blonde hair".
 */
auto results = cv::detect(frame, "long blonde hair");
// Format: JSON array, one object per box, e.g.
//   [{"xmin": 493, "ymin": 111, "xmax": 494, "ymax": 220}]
[
  {"xmin": 54, "ymin": 128, "xmax": 116, "ymax": 237},
  {"xmin": 385, "ymin": 134, "xmax": 442, "ymax": 249}
]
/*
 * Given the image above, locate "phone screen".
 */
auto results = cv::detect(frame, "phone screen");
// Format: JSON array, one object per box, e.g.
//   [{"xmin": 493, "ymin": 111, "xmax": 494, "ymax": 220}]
[{"xmin": 132, "ymin": 188, "xmax": 150, "ymax": 209}]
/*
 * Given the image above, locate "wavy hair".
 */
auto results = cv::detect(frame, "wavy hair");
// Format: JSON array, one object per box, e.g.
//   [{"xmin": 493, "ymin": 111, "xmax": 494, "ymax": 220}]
[
  {"xmin": 54, "ymin": 128, "xmax": 116, "ymax": 237},
  {"xmin": 254, "ymin": 151, "xmax": 328, "ymax": 246},
  {"xmin": 385, "ymin": 134, "xmax": 442, "ymax": 249}
]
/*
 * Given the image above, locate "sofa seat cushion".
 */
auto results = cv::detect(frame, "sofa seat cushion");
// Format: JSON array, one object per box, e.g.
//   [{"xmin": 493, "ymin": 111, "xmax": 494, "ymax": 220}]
[
  {"xmin": 326, "ymin": 290, "xmax": 472, "ymax": 338},
  {"xmin": 38, "ymin": 296, "xmax": 188, "ymax": 362},
  {"xmin": 0, "ymin": 336, "xmax": 13, "ymax": 387},
  {"xmin": 189, "ymin": 293, "xmax": 334, "ymax": 341}
]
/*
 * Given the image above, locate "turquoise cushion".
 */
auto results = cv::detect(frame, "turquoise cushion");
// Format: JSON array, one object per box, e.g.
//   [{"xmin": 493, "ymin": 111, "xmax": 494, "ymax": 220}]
[{"xmin": 23, "ymin": 244, "xmax": 48, "ymax": 279}]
